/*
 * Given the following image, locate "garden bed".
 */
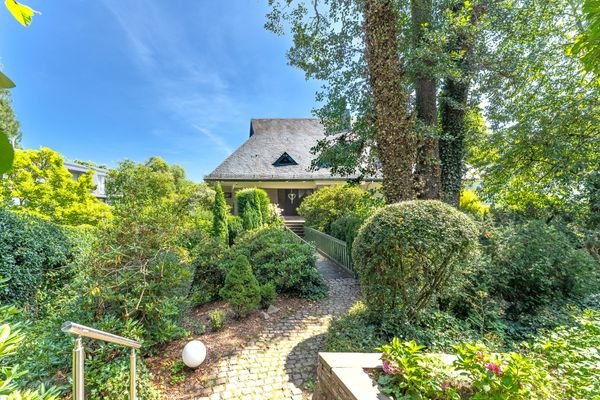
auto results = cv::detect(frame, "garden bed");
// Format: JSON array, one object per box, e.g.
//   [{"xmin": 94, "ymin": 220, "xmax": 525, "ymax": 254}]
[{"xmin": 145, "ymin": 294, "xmax": 313, "ymax": 398}]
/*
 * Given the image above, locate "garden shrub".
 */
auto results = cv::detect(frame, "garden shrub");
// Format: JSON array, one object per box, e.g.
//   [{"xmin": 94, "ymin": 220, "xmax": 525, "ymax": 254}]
[
  {"xmin": 259, "ymin": 282, "xmax": 277, "ymax": 309},
  {"xmin": 377, "ymin": 309, "xmax": 600, "ymax": 399},
  {"xmin": 219, "ymin": 255, "xmax": 261, "ymax": 318},
  {"xmin": 330, "ymin": 214, "xmax": 363, "ymax": 250},
  {"xmin": 211, "ymin": 183, "xmax": 229, "ymax": 244},
  {"xmin": 0, "ymin": 210, "xmax": 71, "ymax": 308},
  {"xmin": 298, "ymin": 185, "xmax": 382, "ymax": 233},
  {"xmin": 236, "ymin": 188, "xmax": 270, "ymax": 230},
  {"xmin": 353, "ymin": 200, "xmax": 479, "ymax": 323},
  {"xmin": 190, "ymin": 237, "xmax": 228, "ymax": 305},
  {"xmin": 0, "ymin": 288, "xmax": 60, "ymax": 399},
  {"xmin": 488, "ymin": 220, "xmax": 598, "ymax": 316},
  {"xmin": 227, "ymin": 215, "xmax": 244, "ymax": 246},
  {"xmin": 377, "ymin": 339, "xmax": 556, "ymax": 399},
  {"xmin": 324, "ymin": 301, "xmax": 380, "ymax": 353},
  {"xmin": 460, "ymin": 188, "xmax": 490, "ymax": 219},
  {"xmin": 232, "ymin": 227, "xmax": 327, "ymax": 300},
  {"xmin": 209, "ymin": 310, "xmax": 225, "ymax": 331}
]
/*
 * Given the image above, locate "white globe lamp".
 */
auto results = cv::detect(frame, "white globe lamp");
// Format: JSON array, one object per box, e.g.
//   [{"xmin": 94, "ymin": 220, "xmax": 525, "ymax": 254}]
[{"xmin": 182, "ymin": 340, "xmax": 206, "ymax": 368}]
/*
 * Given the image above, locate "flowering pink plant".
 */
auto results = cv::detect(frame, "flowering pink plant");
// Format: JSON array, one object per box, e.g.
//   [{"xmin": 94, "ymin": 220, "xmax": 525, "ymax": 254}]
[{"xmin": 484, "ymin": 362, "xmax": 504, "ymax": 377}]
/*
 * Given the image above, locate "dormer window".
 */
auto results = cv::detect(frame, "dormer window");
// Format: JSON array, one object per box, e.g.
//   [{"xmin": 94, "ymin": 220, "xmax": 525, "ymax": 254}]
[{"xmin": 273, "ymin": 152, "xmax": 298, "ymax": 167}]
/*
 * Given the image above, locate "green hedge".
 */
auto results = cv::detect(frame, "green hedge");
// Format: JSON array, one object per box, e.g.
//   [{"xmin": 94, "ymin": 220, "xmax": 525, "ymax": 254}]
[
  {"xmin": 236, "ymin": 188, "xmax": 270, "ymax": 230},
  {"xmin": 0, "ymin": 209, "xmax": 86, "ymax": 307}
]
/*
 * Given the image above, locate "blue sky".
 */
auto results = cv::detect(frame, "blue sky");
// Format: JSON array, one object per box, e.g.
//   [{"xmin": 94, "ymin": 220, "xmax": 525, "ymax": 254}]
[{"xmin": 0, "ymin": 0, "xmax": 320, "ymax": 181}]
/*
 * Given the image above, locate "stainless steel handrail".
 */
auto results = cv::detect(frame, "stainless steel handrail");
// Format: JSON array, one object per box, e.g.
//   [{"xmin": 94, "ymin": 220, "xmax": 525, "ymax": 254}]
[
  {"xmin": 62, "ymin": 321, "xmax": 141, "ymax": 400},
  {"xmin": 62, "ymin": 322, "xmax": 141, "ymax": 348}
]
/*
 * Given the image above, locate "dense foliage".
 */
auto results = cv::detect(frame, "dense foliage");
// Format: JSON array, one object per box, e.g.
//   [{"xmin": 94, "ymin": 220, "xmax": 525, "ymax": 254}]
[
  {"xmin": 353, "ymin": 200, "xmax": 479, "ymax": 323},
  {"xmin": 3, "ymin": 157, "xmax": 211, "ymax": 399},
  {"xmin": 0, "ymin": 210, "xmax": 97, "ymax": 310},
  {"xmin": 486, "ymin": 221, "xmax": 598, "ymax": 316},
  {"xmin": 190, "ymin": 237, "xmax": 228, "ymax": 305},
  {"xmin": 235, "ymin": 188, "xmax": 271, "ymax": 230},
  {"xmin": 212, "ymin": 183, "xmax": 229, "ymax": 244},
  {"xmin": 0, "ymin": 148, "xmax": 112, "ymax": 225},
  {"xmin": 0, "ymin": 89, "xmax": 21, "ymax": 146},
  {"xmin": 298, "ymin": 185, "xmax": 382, "ymax": 233},
  {"xmin": 377, "ymin": 309, "xmax": 600, "ymax": 399},
  {"xmin": 220, "ymin": 255, "xmax": 261, "ymax": 318},
  {"xmin": 231, "ymin": 227, "xmax": 327, "ymax": 300}
]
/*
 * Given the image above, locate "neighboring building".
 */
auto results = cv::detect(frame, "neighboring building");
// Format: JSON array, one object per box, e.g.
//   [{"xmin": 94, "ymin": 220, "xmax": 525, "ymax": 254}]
[
  {"xmin": 64, "ymin": 161, "xmax": 108, "ymax": 201},
  {"xmin": 205, "ymin": 118, "xmax": 381, "ymax": 216}
]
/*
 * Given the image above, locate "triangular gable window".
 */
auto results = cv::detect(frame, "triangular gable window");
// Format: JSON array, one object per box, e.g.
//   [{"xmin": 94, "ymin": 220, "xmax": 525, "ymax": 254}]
[{"xmin": 273, "ymin": 152, "xmax": 298, "ymax": 167}]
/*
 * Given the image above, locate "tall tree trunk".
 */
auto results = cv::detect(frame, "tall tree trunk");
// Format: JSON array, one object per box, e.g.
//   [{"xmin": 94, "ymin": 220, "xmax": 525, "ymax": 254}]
[
  {"xmin": 364, "ymin": 0, "xmax": 416, "ymax": 203},
  {"xmin": 411, "ymin": 0, "xmax": 442, "ymax": 200}
]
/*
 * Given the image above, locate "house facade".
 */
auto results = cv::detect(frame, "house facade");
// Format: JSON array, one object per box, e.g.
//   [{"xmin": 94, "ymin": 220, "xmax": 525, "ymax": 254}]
[
  {"xmin": 205, "ymin": 118, "xmax": 380, "ymax": 216},
  {"xmin": 64, "ymin": 161, "xmax": 108, "ymax": 201}
]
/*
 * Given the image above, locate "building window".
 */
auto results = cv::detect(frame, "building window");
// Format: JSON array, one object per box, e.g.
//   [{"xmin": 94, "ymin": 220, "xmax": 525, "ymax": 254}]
[{"xmin": 273, "ymin": 152, "xmax": 298, "ymax": 167}]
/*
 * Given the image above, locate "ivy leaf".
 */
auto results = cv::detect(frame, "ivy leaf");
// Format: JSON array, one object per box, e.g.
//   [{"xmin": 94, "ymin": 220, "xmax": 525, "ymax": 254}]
[
  {"xmin": 0, "ymin": 129, "xmax": 15, "ymax": 174},
  {"xmin": 4, "ymin": 0, "xmax": 39, "ymax": 27},
  {"xmin": 0, "ymin": 70, "xmax": 15, "ymax": 89}
]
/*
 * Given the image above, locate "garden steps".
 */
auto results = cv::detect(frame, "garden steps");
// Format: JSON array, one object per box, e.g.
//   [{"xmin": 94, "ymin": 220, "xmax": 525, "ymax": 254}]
[{"xmin": 284, "ymin": 218, "xmax": 305, "ymax": 237}]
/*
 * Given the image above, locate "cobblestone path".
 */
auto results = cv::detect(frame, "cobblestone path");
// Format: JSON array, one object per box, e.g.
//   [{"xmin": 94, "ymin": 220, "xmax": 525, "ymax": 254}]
[{"xmin": 190, "ymin": 254, "xmax": 359, "ymax": 400}]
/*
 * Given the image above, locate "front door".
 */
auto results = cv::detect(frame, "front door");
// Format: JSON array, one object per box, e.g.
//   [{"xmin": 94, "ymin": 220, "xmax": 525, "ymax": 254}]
[{"xmin": 277, "ymin": 189, "xmax": 313, "ymax": 216}]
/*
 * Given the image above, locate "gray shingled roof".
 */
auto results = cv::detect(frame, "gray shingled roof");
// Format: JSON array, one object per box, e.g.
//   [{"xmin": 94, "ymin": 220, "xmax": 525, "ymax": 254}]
[{"xmin": 206, "ymin": 118, "xmax": 346, "ymax": 181}]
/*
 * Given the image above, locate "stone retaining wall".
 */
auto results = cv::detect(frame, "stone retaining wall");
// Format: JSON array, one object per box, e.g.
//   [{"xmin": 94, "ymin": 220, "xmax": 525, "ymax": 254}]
[{"xmin": 312, "ymin": 353, "xmax": 390, "ymax": 400}]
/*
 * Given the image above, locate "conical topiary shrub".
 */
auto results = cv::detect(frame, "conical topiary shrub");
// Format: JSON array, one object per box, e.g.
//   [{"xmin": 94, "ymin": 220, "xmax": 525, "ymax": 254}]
[{"xmin": 219, "ymin": 255, "xmax": 261, "ymax": 318}]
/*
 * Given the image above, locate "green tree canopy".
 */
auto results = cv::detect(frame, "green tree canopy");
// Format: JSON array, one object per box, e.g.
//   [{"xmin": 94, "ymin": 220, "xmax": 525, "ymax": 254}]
[
  {"xmin": 0, "ymin": 147, "xmax": 112, "ymax": 225},
  {"xmin": 0, "ymin": 90, "xmax": 21, "ymax": 147},
  {"xmin": 471, "ymin": 0, "xmax": 599, "ymax": 217}
]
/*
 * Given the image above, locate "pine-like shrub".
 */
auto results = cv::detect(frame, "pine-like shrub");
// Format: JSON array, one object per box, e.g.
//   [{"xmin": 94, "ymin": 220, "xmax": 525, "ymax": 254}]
[
  {"xmin": 353, "ymin": 200, "xmax": 479, "ymax": 323},
  {"xmin": 260, "ymin": 282, "xmax": 277, "ymax": 309},
  {"xmin": 232, "ymin": 227, "xmax": 327, "ymax": 300},
  {"xmin": 211, "ymin": 183, "xmax": 229, "ymax": 244},
  {"xmin": 236, "ymin": 188, "xmax": 270, "ymax": 230},
  {"xmin": 219, "ymin": 255, "xmax": 261, "ymax": 318},
  {"xmin": 227, "ymin": 215, "xmax": 244, "ymax": 246}
]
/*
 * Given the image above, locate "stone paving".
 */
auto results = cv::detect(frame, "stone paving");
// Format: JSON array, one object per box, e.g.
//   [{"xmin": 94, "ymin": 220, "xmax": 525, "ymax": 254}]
[{"xmin": 185, "ymin": 254, "xmax": 359, "ymax": 400}]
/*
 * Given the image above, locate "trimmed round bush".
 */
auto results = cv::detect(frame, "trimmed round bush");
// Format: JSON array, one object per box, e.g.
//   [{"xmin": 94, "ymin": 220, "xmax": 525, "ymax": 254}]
[{"xmin": 353, "ymin": 200, "xmax": 479, "ymax": 323}]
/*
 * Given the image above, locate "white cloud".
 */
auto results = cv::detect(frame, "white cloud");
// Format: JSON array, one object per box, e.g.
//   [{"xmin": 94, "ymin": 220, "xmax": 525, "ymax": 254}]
[{"xmin": 100, "ymin": 0, "xmax": 236, "ymax": 157}]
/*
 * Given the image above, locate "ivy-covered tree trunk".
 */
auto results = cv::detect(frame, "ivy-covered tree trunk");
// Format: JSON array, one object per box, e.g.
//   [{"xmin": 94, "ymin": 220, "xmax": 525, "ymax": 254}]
[
  {"xmin": 440, "ymin": 78, "xmax": 468, "ymax": 207},
  {"xmin": 364, "ymin": 0, "xmax": 416, "ymax": 203},
  {"xmin": 411, "ymin": 0, "xmax": 442, "ymax": 200},
  {"xmin": 439, "ymin": 1, "xmax": 484, "ymax": 207}
]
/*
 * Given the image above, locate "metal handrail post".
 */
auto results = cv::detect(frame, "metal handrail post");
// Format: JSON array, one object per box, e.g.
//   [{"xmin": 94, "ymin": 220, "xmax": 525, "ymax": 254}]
[
  {"xmin": 72, "ymin": 336, "xmax": 85, "ymax": 400},
  {"xmin": 130, "ymin": 348, "xmax": 137, "ymax": 400}
]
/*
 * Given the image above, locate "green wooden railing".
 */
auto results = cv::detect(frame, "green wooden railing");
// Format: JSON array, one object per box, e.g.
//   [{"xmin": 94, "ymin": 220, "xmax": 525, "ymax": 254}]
[{"xmin": 304, "ymin": 227, "xmax": 355, "ymax": 276}]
